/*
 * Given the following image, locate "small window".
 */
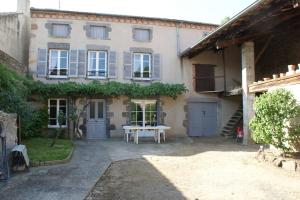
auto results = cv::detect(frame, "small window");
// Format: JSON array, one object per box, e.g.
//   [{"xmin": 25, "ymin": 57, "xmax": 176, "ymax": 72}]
[
  {"xmin": 87, "ymin": 50, "xmax": 107, "ymax": 78},
  {"xmin": 131, "ymin": 100, "xmax": 157, "ymax": 126},
  {"xmin": 49, "ymin": 49, "xmax": 69, "ymax": 77},
  {"xmin": 52, "ymin": 24, "xmax": 69, "ymax": 38},
  {"xmin": 133, "ymin": 28, "xmax": 151, "ymax": 42},
  {"xmin": 133, "ymin": 53, "xmax": 151, "ymax": 79},
  {"xmin": 48, "ymin": 99, "xmax": 67, "ymax": 127},
  {"xmin": 89, "ymin": 26, "xmax": 107, "ymax": 39}
]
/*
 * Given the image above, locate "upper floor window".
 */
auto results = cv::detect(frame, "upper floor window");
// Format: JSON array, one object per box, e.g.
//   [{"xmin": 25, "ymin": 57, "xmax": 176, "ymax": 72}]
[
  {"xmin": 49, "ymin": 49, "xmax": 69, "ymax": 78},
  {"xmin": 52, "ymin": 24, "xmax": 69, "ymax": 38},
  {"xmin": 133, "ymin": 53, "xmax": 151, "ymax": 79},
  {"xmin": 90, "ymin": 26, "xmax": 107, "ymax": 39},
  {"xmin": 133, "ymin": 28, "xmax": 152, "ymax": 42},
  {"xmin": 195, "ymin": 64, "xmax": 218, "ymax": 92},
  {"xmin": 48, "ymin": 99, "xmax": 67, "ymax": 128},
  {"xmin": 87, "ymin": 50, "xmax": 107, "ymax": 78}
]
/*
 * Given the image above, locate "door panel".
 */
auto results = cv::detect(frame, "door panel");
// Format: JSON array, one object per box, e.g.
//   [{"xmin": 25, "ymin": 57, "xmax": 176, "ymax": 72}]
[
  {"xmin": 188, "ymin": 102, "xmax": 218, "ymax": 136},
  {"xmin": 87, "ymin": 99, "xmax": 107, "ymax": 139}
]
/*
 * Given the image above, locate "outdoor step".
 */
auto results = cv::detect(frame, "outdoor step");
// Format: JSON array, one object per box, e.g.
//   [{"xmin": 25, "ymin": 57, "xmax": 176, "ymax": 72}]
[{"xmin": 224, "ymin": 126, "xmax": 233, "ymax": 130}]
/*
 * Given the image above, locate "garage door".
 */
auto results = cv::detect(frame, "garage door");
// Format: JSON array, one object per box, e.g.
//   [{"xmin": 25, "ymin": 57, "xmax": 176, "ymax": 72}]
[{"xmin": 188, "ymin": 102, "xmax": 218, "ymax": 136}]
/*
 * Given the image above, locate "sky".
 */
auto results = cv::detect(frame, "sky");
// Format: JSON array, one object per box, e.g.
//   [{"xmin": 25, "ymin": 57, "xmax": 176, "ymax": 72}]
[{"xmin": 0, "ymin": 0, "xmax": 257, "ymax": 24}]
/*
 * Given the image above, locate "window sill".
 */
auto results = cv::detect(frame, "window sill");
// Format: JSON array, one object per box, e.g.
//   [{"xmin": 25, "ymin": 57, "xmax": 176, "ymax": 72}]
[
  {"xmin": 132, "ymin": 78, "xmax": 152, "ymax": 81},
  {"xmin": 87, "ymin": 76, "xmax": 107, "ymax": 80},
  {"xmin": 48, "ymin": 125, "xmax": 67, "ymax": 128},
  {"xmin": 48, "ymin": 75, "xmax": 68, "ymax": 79}
]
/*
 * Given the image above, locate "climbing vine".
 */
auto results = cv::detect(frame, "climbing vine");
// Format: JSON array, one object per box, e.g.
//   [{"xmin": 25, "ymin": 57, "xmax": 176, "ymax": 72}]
[{"xmin": 31, "ymin": 81, "xmax": 187, "ymax": 99}]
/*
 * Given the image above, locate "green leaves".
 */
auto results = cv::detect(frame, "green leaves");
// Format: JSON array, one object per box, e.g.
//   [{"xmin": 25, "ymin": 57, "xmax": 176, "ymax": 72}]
[
  {"xmin": 31, "ymin": 81, "xmax": 188, "ymax": 99},
  {"xmin": 250, "ymin": 89, "xmax": 300, "ymax": 152}
]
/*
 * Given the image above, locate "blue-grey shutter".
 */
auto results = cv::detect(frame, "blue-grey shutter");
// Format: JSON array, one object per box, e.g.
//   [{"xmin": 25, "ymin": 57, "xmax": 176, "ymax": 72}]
[
  {"xmin": 69, "ymin": 50, "xmax": 78, "ymax": 77},
  {"xmin": 108, "ymin": 51, "xmax": 117, "ymax": 78},
  {"xmin": 123, "ymin": 52, "xmax": 132, "ymax": 79},
  {"xmin": 152, "ymin": 53, "xmax": 161, "ymax": 80},
  {"xmin": 78, "ymin": 50, "xmax": 86, "ymax": 77},
  {"xmin": 37, "ymin": 48, "xmax": 47, "ymax": 77}
]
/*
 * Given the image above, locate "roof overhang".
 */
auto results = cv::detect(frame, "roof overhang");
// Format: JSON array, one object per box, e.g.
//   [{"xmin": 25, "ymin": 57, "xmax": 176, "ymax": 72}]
[{"xmin": 181, "ymin": 0, "xmax": 300, "ymax": 58}]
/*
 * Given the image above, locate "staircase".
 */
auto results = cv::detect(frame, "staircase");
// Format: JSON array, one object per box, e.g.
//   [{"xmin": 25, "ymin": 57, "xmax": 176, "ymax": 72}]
[{"xmin": 221, "ymin": 104, "xmax": 243, "ymax": 139}]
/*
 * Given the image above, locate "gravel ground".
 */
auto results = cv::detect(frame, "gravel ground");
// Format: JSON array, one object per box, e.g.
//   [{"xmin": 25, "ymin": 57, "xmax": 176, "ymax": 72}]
[{"xmin": 86, "ymin": 139, "xmax": 300, "ymax": 200}]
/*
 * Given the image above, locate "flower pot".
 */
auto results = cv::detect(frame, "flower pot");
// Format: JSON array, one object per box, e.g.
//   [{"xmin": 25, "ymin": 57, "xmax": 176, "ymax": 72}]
[
  {"xmin": 288, "ymin": 64, "xmax": 296, "ymax": 72},
  {"xmin": 272, "ymin": 74, "xmax": 278, "ymax": 79}
]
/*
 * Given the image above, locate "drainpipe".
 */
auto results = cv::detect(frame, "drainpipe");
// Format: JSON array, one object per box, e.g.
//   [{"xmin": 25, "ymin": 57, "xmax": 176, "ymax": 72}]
[
  {"xmin": 222, "ymin": 50, "xmax": 227, "ymax": 94},
  {"xmin": 176, "ymin": 22, "xmax": 184, "ymax": 79}
]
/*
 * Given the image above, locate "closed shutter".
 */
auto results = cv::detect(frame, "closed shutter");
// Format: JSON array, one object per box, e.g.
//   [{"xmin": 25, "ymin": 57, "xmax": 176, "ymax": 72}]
[
  {"xmin": 152, "ymin": 53, "xmax": 161, "ymax": 80},
  {"xmin": 108, "ymin": 51, "xmax": 117, "ymax": 78},
  {"xmin": 78, "ymin": 50, "xmax": 86, "ymax": 77},
  {"xmin": 69, "ymin": 50, "xmax": 78, "ymax": 77},
  {"xmin": 37, "ymin": 48, "xmax": 47, "ymax": 77},
  {"xmin": 123, "ymin": 52, "xmax": 132, "ymax": 79}
]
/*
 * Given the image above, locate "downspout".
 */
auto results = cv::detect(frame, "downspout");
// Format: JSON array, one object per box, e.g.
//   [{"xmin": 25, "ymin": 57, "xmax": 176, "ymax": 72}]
[
  {"xmin": 222, "ymin": 49, "xmax": 227, "ymax": 94},
  {"xmin": 176, "ymin": 22, "xmax": 184, "ymax": 79}
]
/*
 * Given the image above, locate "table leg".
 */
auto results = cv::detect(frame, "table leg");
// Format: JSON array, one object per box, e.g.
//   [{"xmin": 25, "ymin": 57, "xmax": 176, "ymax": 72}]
[
  {"xmin": 158, "ymin": 130, "xmax": 160, "ymax": 144},
  {"xmin": 126, "ymin": 132, "xmax": 129, "ymax": 143}
]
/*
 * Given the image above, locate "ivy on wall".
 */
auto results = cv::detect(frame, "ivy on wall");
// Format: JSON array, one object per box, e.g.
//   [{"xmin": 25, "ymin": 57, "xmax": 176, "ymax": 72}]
[{"xmin": 32, "ymin": 81, "xmax": 188, "ymax": 99}]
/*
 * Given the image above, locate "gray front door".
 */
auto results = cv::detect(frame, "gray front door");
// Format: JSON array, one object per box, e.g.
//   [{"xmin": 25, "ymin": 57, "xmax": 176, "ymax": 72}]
[
  {"xmin": 87, "ymin": 99, "xmax": 107, "ymax": 139},
  {"xmin": 188, "ymin": 102, "xmax": 218, "ymax": 136}
]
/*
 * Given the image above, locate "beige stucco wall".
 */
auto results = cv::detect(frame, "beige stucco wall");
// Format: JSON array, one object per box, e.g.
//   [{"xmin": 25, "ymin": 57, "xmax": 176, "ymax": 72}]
[
  {"xmin": 29, "ymin": 17, "xmax": 209, "ymax": 84},
  {"xmin": 29, "ymin": 15, "xmax": 242, "ymax": 138}
]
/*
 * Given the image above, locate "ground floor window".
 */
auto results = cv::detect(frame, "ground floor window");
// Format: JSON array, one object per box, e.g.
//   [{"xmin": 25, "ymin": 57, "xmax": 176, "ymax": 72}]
[
  {"xmin": 48, "ymin": 99, "xmax": 67, "ymax": 127},
  {"xmin": 130, "ymin": 100, "xmax": 157, "ymax": 126}
]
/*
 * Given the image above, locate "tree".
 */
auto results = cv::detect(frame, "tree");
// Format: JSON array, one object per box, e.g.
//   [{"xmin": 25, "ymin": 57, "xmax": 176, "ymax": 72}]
[
  {"xmin": 221, "ymin": 16, "xmax": 231, "ymax": 24},
  {"xmin": 50, "ymin": 110, "xmax": 66, "ymax": 147},
  {"xmin": 250, "ymin": 89, "xmax": 300, "ymax": 153}
]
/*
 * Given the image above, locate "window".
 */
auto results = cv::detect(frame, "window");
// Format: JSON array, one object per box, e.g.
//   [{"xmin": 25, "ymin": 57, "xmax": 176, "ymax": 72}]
[
  {"xmin": 133, "ymin": 53, "xmax": 151, "ymax": 79},
  {"xmin": 52, "ymin": 24, "xmax": 69, "ymax": 37},
  {"xmin": 87, "ymin": 51, "xmax": 107, "ymax": 78},
  {"xmin": 48, "ymin": 99, "xmax": 67, "ymax": 127},
  {"xmin": 89, "ymin": 26, "xmax": 107, "ymax": 39},
  {"xmin": 49, "ymin": 49, "xmax": 69, "ymax": 77},
  {"xmin": 195, "ymin": 64, "xmax": 215, "ymax": 92},
  {"xmin": 133, "ymin": 28, "xmax": 151, "ymax": 42},
  {"xmin": 131, "ymin": 100, "xmax": 157, "ymax": 126}
]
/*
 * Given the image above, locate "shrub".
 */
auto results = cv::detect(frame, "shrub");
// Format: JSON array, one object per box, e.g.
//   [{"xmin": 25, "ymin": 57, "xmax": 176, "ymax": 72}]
[{"xmin": 250, "ymin": 89, "xmax": 300, "ymax": 152}]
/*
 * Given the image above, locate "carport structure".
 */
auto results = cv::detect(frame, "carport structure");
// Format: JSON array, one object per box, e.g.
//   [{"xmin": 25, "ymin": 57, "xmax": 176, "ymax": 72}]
[{"xmin": 181, "ymin": 0, "xmax": 300, "ymax": 144}]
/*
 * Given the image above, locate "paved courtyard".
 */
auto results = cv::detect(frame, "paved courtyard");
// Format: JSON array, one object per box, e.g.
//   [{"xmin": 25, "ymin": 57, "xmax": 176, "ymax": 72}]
[{"xmin": 1, "ymin": 137, "xmax": 300, "ymax": 200}]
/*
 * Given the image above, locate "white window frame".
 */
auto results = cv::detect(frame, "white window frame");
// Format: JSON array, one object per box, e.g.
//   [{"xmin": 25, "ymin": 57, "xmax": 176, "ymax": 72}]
[
  {"xmin": 131, "ymin": 99, "xmax": 157, "ymax": 127},
  {"xmin": 48, "ymin": 98, "xmax": 68, "ymax": 128},
  {"xmin": 133, "ymin": 53, "xmax": 151, "ymax": 80},
  {"xmin": 87, "ymin": 50, "xmax": 108, "ymax": 79},
  {"xmin": 48, "ymin": 49, "xmax": 69, "ymax": 78}
]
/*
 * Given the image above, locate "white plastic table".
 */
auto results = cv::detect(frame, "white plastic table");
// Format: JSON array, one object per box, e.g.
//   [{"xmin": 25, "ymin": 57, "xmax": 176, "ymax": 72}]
[{"xmin": 123, "ymin": 126, "xmax": 170, "ymax": 144}]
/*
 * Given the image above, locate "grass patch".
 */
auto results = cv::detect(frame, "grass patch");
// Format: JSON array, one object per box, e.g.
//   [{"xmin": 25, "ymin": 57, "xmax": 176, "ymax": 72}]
[{"xmin": 22, "ymin": 137, "xmax": 73, "ymax": 162}]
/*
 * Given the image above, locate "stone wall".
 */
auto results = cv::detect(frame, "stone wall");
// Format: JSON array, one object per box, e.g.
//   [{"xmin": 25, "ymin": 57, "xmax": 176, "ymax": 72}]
[
  {"xmin": 0, "ymin": 0, "xmax": 30, "ymax": 68},
  {"xmin": 0, "ymin": 111, "xmax": 17, "ymax": 149},
  {"xmin": 0, "ymin": 49, "xmax": 27, "ymax": 73}
]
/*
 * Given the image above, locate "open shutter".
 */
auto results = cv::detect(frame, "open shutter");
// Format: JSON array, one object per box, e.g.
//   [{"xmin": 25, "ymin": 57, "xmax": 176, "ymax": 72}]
[
  {"xmin": 123, "ymin": 52, "xmax": 132, "ymax": 79},
  {"xmin": 108, "ymin": 51, "xmax": 117, "ymax": 79},
  {"xmin": 37, "ymin": 48, "xmax": 47, "ymax": 77},
  {"xmin": 78, "ymin": 50, "xmax": 86, "ymax": 77},
  {"xmin": 69, "ymin": 50, "xmax": 78, "ymax": 77},
  {"xmin": 152, "ymin": 53, "xmax": 161, "ymax": 80}
]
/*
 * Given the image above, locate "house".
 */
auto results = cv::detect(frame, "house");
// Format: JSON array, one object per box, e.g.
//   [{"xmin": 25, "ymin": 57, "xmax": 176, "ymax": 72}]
[
  {"xmin": 181, "ymin": 0, "xmax": 300, "ymax": 143},
  {"xmin": 28, "ymin": 4, "xmax": 246, "ymax": 139}
]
